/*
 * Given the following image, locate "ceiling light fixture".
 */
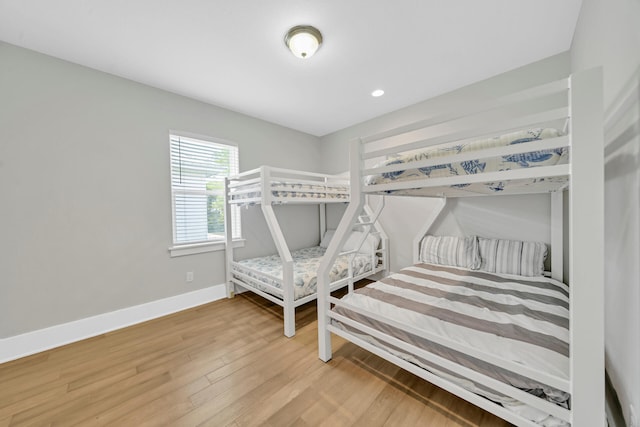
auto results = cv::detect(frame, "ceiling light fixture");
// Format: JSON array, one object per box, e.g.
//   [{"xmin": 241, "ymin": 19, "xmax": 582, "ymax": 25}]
[
  {"xmin": 284, "ymin": 25, "xmax": 323, "ymax": 59},
  {"xmin": 371, "ymin": 89, "xmax": 385, "ymax": 97}
]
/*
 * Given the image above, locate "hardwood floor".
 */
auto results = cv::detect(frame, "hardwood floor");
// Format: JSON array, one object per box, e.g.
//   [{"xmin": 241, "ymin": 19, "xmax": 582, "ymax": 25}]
[{"xmin": 0, "ymin": 287, "xmax": 512, "ymax": 426}]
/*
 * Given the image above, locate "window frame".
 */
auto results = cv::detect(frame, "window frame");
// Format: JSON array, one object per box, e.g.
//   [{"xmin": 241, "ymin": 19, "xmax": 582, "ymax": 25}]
[{"xmin": 168, "ymin": 131, "xmax": 244, "ymax": 257}]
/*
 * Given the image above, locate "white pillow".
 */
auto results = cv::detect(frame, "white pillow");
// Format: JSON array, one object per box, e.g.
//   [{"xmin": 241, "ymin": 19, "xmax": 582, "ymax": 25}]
[
  {"xmin": 478, "ymin": 237, "xmax": 547, "ymax": 277},
  {"xmin": 343, "ymin": 231, "xmax": 381, "ymax": 254},
  {"xmin": 420, "ymin": 235, "xmax": 480, "ymax": 270}
]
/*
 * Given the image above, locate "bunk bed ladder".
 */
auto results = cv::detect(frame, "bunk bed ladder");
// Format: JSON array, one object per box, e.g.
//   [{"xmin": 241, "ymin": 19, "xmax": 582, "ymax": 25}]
[
  {"xmin": 346, "ymin": 197, "xmax": 386, "ymax": 291},
  {"xmin": 363, "ymin": 201, "xmax": 389, "ymax": 274}
]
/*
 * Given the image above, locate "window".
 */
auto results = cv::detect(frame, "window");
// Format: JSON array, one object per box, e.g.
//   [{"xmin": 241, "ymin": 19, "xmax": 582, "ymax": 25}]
[{"xmin": 170, "ymin": 133, "xmax": 240, "ymax": 250}]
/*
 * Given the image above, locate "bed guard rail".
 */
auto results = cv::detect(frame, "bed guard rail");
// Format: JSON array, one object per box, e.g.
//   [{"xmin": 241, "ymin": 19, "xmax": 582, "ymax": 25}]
[
  {"xmin": 227, "ymin": 165, "xmax": 350, "ymax": 206},
  {"xmin": 359, "ymin": 77, "xmax": 572, "ymax": 197}
]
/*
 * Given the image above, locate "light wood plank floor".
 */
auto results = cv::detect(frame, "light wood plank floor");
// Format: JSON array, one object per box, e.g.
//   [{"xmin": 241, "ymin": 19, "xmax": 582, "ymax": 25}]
[{"xmin": 0, "ymin": 286, "xmax": 513, "ymax": 426}]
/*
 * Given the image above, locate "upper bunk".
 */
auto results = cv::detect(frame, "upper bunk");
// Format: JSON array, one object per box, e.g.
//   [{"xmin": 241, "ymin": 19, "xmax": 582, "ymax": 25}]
[
  {"xmin": 357, "ymin": 77, "xmax": 572, "ymax": 198},
  {"xmin": 226, "ymin": 166, "xmax": 350, "ymax": 207}
]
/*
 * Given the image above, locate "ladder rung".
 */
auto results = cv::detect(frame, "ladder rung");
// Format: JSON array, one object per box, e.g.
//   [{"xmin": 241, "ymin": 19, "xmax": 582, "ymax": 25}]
[{"xmin": 338, "ymin": 250, "xmax": 358, "ymax": 256}]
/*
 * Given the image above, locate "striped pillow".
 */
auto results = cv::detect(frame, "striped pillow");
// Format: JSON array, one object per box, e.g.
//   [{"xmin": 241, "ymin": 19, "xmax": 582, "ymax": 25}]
[
  {"xmin": 420, "ymin": 235, "xmax": 480, "ymax": 270},
  {"xmin": 478, "ymin": 237, "xmax": 547, "ymax": 276}
]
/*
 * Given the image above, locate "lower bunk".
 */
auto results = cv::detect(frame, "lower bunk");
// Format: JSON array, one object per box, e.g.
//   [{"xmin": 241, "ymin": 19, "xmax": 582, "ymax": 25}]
[
  {"xmin": 230, "ymin": 231, "xmax": 385, "ymax": 337},
  {"xmin": 325, "ymin": 262, "xmax": 571, "ymax": 427}
]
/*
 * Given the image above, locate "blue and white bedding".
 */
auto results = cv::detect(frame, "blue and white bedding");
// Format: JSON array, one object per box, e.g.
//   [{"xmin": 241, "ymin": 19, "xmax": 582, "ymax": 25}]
[
  {"xmin": 234, "ymin": 246, "xmax": 374, "ymax": 300},
  {"xmin": 332, "ymin": 262, "xmax": 570, "ymax": 426},
  {"xmin": 365, "ymin": 128, "xmax": 568, "ymax": 196},
  {"xmin": 230, "ymin": 182, "xmax": 349, "ymax": 204}
]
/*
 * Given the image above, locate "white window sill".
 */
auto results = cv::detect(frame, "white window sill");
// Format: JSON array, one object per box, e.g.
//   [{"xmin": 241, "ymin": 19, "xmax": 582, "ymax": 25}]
[{"xmin": 169, "ymin": 239, "xmax": 246, "ymax": 258}]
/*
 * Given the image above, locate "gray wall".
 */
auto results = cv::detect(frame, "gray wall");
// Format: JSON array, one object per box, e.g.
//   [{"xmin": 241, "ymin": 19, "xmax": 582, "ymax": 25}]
[
  {"xmin": 0, "ymin": 42, "xmax": 321, "ymax": 338},
  {"xmin": 320, "ymin": 53, "xmax": 570, "ymax": 274},
  {"xmin": 571, "ymin": 0, "xmax": 640, "ymax": 424}
]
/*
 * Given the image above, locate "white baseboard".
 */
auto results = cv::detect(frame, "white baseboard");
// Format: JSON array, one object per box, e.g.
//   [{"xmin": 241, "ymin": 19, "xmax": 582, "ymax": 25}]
[{"xmin": 0, "ymin": 284, "xmax": 227, "ymax": 364}]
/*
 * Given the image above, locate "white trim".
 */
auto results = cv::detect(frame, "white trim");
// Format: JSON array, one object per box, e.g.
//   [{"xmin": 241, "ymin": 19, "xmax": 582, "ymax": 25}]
[
  {"xmin": 0, "ymin": 284, "xmax": 227, "ymax": 364},
  {"xmin": 169, "ymin": 238, "xmax": 245, "ymax": 257}
]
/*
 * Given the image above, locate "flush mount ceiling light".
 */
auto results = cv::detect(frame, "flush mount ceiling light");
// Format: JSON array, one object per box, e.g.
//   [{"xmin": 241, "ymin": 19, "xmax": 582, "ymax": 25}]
[
  {"xmin": 284, "ymin": 25, "xmax": 323, "ymax": 59},
  {"xmin": 371, "ymin": 89, "xmax": 385, "ymax": 97}
]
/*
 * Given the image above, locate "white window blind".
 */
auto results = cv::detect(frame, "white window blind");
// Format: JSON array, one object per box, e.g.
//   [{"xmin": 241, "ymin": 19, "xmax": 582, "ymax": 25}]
[{"xmin": 170, "ymin": 134, "xmax": 240, "ymax": 245}]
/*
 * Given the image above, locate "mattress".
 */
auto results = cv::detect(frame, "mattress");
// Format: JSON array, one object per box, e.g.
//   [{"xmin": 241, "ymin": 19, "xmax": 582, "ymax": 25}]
[
  {"xmin": 234, "ymin": 246, "xmax": 374, "ymax": 300},
  {"xmin": 332, "ymin": 262, "xmax": 570, "ymax": 426},
  {"xmin": 230, "ymin": 182, "xmax": 349, "ymax": 203},
  {"xmin": 365, "ymin": 128, "xmax": 569, "ymax": 196}
]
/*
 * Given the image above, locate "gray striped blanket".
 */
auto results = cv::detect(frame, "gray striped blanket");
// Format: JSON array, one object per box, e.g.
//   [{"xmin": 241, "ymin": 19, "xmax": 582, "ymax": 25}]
[{"xmin": 332, "ymin": 263, "xmax": 570, "ymax": 424}]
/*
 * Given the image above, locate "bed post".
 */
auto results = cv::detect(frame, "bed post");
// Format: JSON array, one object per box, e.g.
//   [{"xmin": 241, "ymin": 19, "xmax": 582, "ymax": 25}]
[
  {"xmin": 319, "ymin": 203, "xmax": 327, "ymax": 241},
  {"xmin": 569, "ymin": 67, "xmax": 604, "ymax": 426},
  {"xmin": 318, "ymin": 138, "xmax": 365, "ymax": 362},
  {"xmin": 550, "ymin": 191, "xmax": 563, "ymax": 282},
  {"xmin": 224, "ymin": 177, "xmax": 235, "ymax": 298},
  {"xmin": 260, "ymin": 166, "xmax": 296, "ymax": 337}
]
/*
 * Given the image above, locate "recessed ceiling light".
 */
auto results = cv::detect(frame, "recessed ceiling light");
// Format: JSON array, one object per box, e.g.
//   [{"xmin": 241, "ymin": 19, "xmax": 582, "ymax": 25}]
[{"xmin": 371, "ymin": 89, "xmax": 385, "ymax": 97}]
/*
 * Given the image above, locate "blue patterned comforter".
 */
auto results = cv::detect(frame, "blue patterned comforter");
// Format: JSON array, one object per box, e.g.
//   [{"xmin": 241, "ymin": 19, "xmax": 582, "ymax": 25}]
[
  {"xmin": 366, "ymin": 128, "xmax": 568, "ymax": 196},
  {"xmin": 234, "ymin": 246, "xmax": 374, "ymax": 300}
]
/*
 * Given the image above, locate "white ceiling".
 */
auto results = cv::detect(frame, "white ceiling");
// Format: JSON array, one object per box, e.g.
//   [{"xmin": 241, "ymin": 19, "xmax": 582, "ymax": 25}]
[{"xmin": 0, "ymin": 1, "xmax": 582, "ymax": 136}]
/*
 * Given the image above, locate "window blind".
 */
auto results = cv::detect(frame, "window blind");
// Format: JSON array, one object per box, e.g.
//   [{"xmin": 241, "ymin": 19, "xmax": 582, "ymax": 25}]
[{"xmin": 170, "ymin": 134, "xmax": 240, "ymax": 245}]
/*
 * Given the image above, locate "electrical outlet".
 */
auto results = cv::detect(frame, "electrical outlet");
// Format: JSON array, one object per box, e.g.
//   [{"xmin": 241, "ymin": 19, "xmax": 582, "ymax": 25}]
[
  {"xmin": 630, "ymin": 404, "xmax": 638, "ymax": 427},
  {"xmin": 186, "ymin": 271, "xmax": 194, "ymax": 283}
]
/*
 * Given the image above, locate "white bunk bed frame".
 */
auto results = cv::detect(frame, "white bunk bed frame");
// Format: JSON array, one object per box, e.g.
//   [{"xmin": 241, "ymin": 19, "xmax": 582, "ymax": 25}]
[
  {"xmin": 317, "ymin": 68, "xmax": 604, "ymax": 426},
  {"xmin": 224, "ymin": 165, "xmax": 388, "ymax": 337}
]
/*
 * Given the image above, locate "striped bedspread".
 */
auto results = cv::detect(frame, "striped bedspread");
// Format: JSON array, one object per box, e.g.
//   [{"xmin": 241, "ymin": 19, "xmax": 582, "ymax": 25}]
[{"xmin": 332, "ymin": 263, "xmax": 570, "ymax": 425}]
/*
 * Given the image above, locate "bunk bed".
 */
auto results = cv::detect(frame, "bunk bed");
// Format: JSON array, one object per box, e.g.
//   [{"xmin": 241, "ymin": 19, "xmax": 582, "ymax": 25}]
[
  {"xmin": 224, "ymin": 166, "xmax": 388, "ymax": 337},
  {"xmin": 317, "ymin": 69, "xmax": 604, "ymax": 426}
]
